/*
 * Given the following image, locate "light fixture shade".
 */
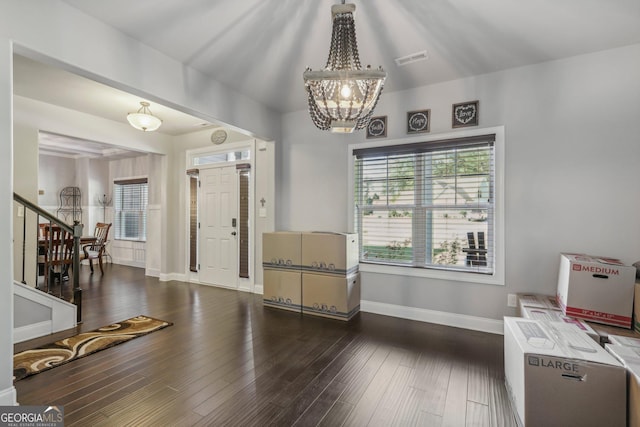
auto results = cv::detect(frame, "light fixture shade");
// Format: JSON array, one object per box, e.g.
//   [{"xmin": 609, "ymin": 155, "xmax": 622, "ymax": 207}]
[
  {"xmin": 127, "ymin": 101, "xmax": 162, "ymax": 132},
  {"xmin": 303, "ymin": 3, "xmax": 386, "ymax": 133}
]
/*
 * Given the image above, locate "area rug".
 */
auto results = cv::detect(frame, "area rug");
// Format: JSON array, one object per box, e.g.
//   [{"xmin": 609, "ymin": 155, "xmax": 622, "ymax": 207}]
[{"xmin": 14, "ymin": 315, "xmax": 172, "ymax": 381}]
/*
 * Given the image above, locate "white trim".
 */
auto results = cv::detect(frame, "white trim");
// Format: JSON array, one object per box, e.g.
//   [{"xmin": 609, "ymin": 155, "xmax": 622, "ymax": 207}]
[
  {"xmin": 360, "ymin": 300, "xmax": 504, "ymax": 335},
  {"xmin": 348, "ymin": 125, "xmax": 506, "ymax": 287},
  {"xmin": 112, "ymin": 259, "xmax": 145, "ymax": 268},
  {"xmin": 254, "ymin": 284, "xmax": 264, "ymax": 295},
  {"xmin": 145, "ymin": 267, "xmax": 160, "ymax": 278},
  {"xmin": 0, "ymin": 386, "xmax": 17, "ymax": 406},
  {"xmin": 14, "ymin": 321, "xmax": 51, "ymax": 343},
  {"xmin": 359, "ymin": 263, "xmax": 502, "ymax": 286},
  {"xmin": 159, "ymin": 272, "xmax": 187, "ymax": 282}
]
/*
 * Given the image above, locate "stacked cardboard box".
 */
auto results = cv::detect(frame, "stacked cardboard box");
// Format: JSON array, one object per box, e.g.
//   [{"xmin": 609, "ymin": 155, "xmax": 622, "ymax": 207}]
[
  {"xmin": 263, "ymin": 231, "xmax": 360, "ymax": 321},
  {"xmin": 605, "ymin": 343, "xmax": 640, "ymax": 427},
  {"xmin": 262, "ymin": 232, "xmax": 303, "ymax": 313},
  {"xmin": 556, "ymin": 253, "xmax": 636, "ymax": 328},
  {"xmin": 504, "ymin": 317, "xmax": 626, "ymax": 427}
]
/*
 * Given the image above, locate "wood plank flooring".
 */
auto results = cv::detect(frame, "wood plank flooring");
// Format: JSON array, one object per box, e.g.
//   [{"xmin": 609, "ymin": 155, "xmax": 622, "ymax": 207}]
[{"xmin": 14, "ymin": 264, "xmax": 516, "ymax": 426}]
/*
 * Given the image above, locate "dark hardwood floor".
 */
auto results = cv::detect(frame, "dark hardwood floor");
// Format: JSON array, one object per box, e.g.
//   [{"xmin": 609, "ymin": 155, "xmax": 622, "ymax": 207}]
[{"xmin": 14, "ymin": 264, "xmax": 516, "ymax": 426}]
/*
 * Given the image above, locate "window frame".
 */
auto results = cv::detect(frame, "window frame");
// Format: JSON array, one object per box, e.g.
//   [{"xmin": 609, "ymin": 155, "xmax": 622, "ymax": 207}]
[
  {"xmin": 348, "ymin": 126, "xmax": 505, "ymax": 286},
  {"xmin": 113, "ymin": 177, "xmax": 148, "ymax": 242}
]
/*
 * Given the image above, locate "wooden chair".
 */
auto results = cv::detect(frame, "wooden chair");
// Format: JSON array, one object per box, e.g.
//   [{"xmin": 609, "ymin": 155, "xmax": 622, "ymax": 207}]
[
  {"xmin": 42, "ymin": 224, "xmax": 75, "ymax": 289},
  {"xmin": 82, "ymin": 222, "xmax": 112, "ymax": 274},
  {"xmin": 462, "ymin": 231, "xmax": 487, "ymax": 267}
]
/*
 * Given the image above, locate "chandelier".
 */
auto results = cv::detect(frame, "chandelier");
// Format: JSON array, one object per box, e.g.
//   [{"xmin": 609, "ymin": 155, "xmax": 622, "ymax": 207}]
[
  {"xmin": 127, "ymin": 101, "xmax": 162, "ymax": 132},
  {"xmin": 303, "ymin": 1, "xmax": 386, "ymax": 133}
]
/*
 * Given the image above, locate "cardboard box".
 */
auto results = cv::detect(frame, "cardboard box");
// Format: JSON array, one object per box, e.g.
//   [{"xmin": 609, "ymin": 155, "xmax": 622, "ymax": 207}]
[
  {"xmin": 585, "ymin": 321, "xmax": 640, "ymax": 346},
  {"xmin": 301, "ymin": 232, "xmax": 358, "ymax": 276},
  {"xmin": 605, "ymin": 344, "xmax": 640, "ymax": 427},
  {"xmin": 518, "ymin": 293, "xmax": 561, "ymax": 315},
  {"xmin": 302, "ymin": 272, "xmax": 360, "ymax": 321},
  {"xmin": 262, "ymin": 232, "xmax": 302, "ymax": 269},
  {"xmin": 556, "ymin": 253, "xmax": 636, "ymax": 328},
  {"xmin": 520, "ymin": 306, "xmax": 599, "ymax": 342},
  {"xmin": 635, "ymin": 283, "xmax": 640, "ymax": 333},
  {"xmin": 608, "ymin": 334, "xmax": 640, "ymax": 348},
  {"xmin": 504, "ymin": 317, "xmax": 626, "ymax": 427},
  {"xmin": 263, "ymin": 269, "xmax": 302, "ymax": 313}
]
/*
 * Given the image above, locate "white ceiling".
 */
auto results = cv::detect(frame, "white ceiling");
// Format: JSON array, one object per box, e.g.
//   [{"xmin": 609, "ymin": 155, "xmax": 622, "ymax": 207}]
[{"xmin": 12, "ymin": 0, "xmax": 640, "ymax": 150}]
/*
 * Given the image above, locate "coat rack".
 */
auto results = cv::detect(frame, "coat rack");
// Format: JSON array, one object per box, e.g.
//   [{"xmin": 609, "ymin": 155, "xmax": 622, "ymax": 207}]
[{"xmin": 97, "ymin": 193, "xmax": 112, "ymax": 223}]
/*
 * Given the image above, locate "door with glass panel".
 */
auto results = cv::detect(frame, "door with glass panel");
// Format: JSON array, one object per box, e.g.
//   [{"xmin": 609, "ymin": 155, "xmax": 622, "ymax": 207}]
[{"xmin": 199, "ymin": 165, "xmax": 238, "ymax": 288}]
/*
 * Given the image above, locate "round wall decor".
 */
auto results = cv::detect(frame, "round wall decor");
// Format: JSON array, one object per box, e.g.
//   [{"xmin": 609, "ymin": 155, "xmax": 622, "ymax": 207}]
[{"xmin": 210, "ymin": 129, "xmax": 228, "ymax": 145}]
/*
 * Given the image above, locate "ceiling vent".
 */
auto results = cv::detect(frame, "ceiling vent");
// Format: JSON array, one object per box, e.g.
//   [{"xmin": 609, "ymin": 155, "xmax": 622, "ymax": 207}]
[{"xmin": 394, "ymin": 50, "xmax": 429, "ymax": 67}]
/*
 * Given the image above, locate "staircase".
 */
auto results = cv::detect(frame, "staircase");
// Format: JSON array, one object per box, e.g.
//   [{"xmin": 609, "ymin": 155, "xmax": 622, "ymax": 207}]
[{"xmin": 13, "ymin": 192, "xmax": 83, "ymax": 342}]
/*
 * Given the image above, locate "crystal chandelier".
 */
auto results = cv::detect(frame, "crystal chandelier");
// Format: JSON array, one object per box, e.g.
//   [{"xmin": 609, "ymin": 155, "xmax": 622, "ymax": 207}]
[
  {"xmin": 127, "ymin": 101, "xmax": 162, "ymax": 132},
  {"xmin": 303, "ymin": 1, "xmax": 386, "ymax": 133}
]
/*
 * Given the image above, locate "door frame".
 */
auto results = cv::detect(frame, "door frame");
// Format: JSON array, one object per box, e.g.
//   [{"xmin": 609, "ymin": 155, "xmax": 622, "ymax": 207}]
[{"xmin": 184, "ymin": 139, "xmax": 256, "ymax": 293}]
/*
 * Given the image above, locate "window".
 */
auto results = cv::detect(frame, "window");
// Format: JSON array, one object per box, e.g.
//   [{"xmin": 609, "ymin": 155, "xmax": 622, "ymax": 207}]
[
  {"xmin": 193, "ymin": 149, "xmax": 250, "ymax": 166},
  {"xmin": 353, "ymin": 134, "xmax": 495, "ymax": 275},
  {"xmin": 114, "ymin": 178, "xmax": 148, "ymax": 241}
]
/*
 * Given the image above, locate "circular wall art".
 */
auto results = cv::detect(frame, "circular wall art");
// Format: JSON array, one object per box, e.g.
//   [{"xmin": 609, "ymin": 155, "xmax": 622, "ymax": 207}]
[
  {"xmin": 366, "ymin": 116, "xmax": 387, "ymax": 139},
  {"xmin": 210, "ymin": 129, "xmax": 228, "ymax": 144},
  {"xmin": 407, "ymin": 109, "xmax": 431, "ymax": 134}
]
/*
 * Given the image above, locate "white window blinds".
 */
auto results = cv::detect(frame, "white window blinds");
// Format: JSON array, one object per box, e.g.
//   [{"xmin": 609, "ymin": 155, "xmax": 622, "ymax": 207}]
[
  {"xmin": 114, "ymin": 178, "xmax": 148, "ymax": 241},
  {"xmin": 353, "ymin": 134, "xmax": 495, "ymax": 274}
]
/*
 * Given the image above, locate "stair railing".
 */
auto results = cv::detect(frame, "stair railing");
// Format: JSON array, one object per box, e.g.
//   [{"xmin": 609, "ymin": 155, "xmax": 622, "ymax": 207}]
[{"xmin": 13, "ymin": 192, "xmax": 83, "ymax": 323}]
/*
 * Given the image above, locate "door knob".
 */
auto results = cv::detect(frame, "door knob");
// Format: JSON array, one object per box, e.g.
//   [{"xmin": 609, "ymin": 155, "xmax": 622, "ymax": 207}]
[{"xmin": 231, "ymin": 231, "xmax": 237, "ymax": 236}]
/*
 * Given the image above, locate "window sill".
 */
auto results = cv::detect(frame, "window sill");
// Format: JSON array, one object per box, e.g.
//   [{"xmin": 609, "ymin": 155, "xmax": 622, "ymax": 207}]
[{"xmin": 359, "ymin": 262, "xmax": 504, "ymax": 286}]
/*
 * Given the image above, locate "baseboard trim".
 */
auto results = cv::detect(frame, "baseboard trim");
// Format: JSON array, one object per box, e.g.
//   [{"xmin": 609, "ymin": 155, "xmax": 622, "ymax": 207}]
[
  {"xmin": 0, "ymin": 386, "xmax": 17, "ymax": 406},
  {"xmin": 145, "ymin": 268, "xmax": 160, "ymax": 278},
  {"xmin": 253, "ymin": 284, "xmax": 263, "ymax": 295},
  {"xmin": 14, "ymin": 321, "xmax": 52, "ymax": 343},
  {"xmin": 360, "ymin": 300, "xmax": 504, "ymax": 335},
  {"xmin": 112, "ymin": 259, "xmax": 145, "ymax": 269},
  {"xmin": 158, "ymin": 273, "xmax": 187, "ymax": 282}
]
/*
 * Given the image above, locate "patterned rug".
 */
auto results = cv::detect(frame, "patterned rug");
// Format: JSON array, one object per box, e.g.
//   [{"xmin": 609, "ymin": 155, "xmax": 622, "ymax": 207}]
[{"xmin": 14, "ymin": 315, "xmax": 172, "ymax": 381}]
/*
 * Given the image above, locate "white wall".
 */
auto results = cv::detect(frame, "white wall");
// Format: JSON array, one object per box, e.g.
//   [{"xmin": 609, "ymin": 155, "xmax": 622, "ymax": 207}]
[
  {"xmin": 0, "ymin": 37, "xmax": 17, "ymax": 405},
  {"xmin": 13, "ymin": 123, "xmax": 39, "ymax": 286},
  {"xmin": 38, "ymin": 154, "xmax": 75, "ymax": 211},
  {"xmin": 280, "ymin": 44, "xmax": 640, "ymax": 324}
]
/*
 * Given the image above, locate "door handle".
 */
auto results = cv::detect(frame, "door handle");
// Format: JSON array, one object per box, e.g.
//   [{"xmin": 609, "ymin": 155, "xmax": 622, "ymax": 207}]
[{"xmin": 231, "ymin": 231, "xmax": 237, "ymax": 236}]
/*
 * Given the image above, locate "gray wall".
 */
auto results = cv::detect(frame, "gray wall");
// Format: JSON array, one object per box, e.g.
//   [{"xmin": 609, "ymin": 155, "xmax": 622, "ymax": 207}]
[
  {"xmin": 14, "ymin": 295, "xmax": 50, "ymax": 328},
  {"xmin": 279, "ymin": 43, "xmax": 640, "ymax": 321}
]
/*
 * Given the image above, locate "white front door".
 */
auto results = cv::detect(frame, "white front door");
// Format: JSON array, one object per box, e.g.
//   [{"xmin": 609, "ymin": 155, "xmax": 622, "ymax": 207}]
[{"xmin": 199, "ymin": 165, "xmax": 238, "ymax": 288}]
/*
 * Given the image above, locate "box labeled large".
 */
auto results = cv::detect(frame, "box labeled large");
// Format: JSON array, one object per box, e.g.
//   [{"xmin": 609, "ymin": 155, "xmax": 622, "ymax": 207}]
[
  {"xmin": 556, "ymin": 253, "xmax": 636, "ymax": 328},
  {"xmin": 302, "ymin": 272, "xmax": 360, "ymax": 321},
  {"xmin": 605, "ymin": 344, "xmax": 640, "ymax": 427},
  {"xmin": 301, "ymin": 232, "xmax": 358, "ymax": 275},
  {"xmin": 504, "ymin": 317, "xmax": 626, "ymax": 427},
  {"xmin": 263, "ymin": 269, "xmax": 302, "ymax": 313},
  {"xmin": 262, "ymin": 232, "xmax": 302, "ymax": 270}
]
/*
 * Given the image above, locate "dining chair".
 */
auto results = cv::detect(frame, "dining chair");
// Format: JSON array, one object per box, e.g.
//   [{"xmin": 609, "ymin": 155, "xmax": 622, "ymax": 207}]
[
  {"xmin": 82, "ymin": 222, "xmax": 112, "ymax": 274},
  {"xmin": 42, "ymin": 224, "xmax": 75, "ymax": 289}
]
